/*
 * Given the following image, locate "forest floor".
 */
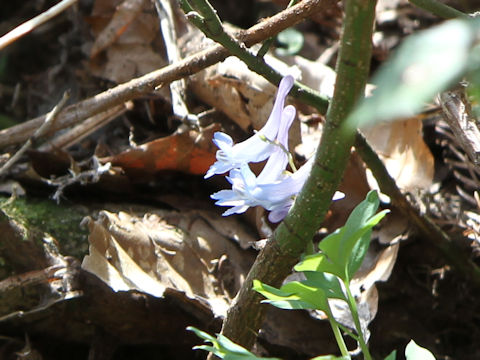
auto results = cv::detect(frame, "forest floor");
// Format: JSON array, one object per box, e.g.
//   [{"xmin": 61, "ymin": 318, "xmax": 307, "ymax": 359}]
[{"xmin": 1, "ymin": 0, "xmax": 480, "ymax": 359}]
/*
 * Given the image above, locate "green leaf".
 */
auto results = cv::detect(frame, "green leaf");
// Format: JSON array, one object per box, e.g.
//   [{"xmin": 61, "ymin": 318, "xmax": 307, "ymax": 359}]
[
  {"xmin": 384, "ymin": 350, "xmax": 396, "ymax": 360},
  {"xmin": 295, "ymin": 250, "xmax": 344, "ymax": 280},
  {"xmin": 347, "ymin": 209, "xmax": 389, "ymax": 280},
  {"xmin": 405, "ymin": 340, "xmax": 436, "ymax": 360},
  {"xmin": 188, "ymin": 326, "xmax": 281, "ymax": 360},
  {"xmin": 303, "ymin": 271, "xmax": 346, "ymax": 301},
  {"xmin": 296, "ymin": 191, "xmax": 388, "ymax": 282},
  {"xmin": 276, "ymin": 28, "xmax": 304, "ymax": 56},
  {"xmin": 310, "ymin": 356, "xmax": 350, "ymax": 360},
  {"xmin": 253, "ymin": 280, "xmax": 312, "ymax": 310},
  {"xmin": 349, "ymin": 18, "xmax": 479, "ymax": 129},
  {"xmin": 253, "ymin": 279, "xmax": 330, "ymax": 311}
]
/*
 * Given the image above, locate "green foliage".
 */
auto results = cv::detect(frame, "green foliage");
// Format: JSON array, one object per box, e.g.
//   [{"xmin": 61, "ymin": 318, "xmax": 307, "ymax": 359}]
[
  {"xmin": 254, "ymin": 191, "xmax": 388, "ymax": 312},
  {"xmin": 295, "ymin": 190, "xmax": 389, "ymax": 283},
  {"xmin": 405, "ymin": 340, "xmax": 436, "ymax": 360},
  {"xmin": 187, "ymin": 326, "xmax": 281, "ymax": 360},
  {"xmin": 252, "ymin": 191, "xmax": 387, "ymax": 359},
  {"xmin": 348, "ymin": 17, "xmax": 480, "ymax": 129},
  {"xmin": 275, "ymin": 28, "xmax": 304, "ymax": 56}
]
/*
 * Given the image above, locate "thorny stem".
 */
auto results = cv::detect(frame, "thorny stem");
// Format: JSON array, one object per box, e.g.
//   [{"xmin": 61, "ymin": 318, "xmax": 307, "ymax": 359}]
[{"xmin": 344, "ymin": 283, "xmax": 372, "ymax": 360}]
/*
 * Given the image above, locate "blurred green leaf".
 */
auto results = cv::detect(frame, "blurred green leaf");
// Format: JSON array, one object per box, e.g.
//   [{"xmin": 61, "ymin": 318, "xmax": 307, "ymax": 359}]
[
  {"xmin": 310, "ymin": 356, "xmax": 350, "ymax": 360},
  {"xmin": 275, "ymin": 28, "xmax": 304, "ymax": 56},
  {"xmin": 349, "ymin": 18, "xmax": 480, "ymax": 129},
  {"xmin": 384, "ymin": 350, "xmax": 396, "ymax": 360},
  {"xmin": 405, "ymin": 340, "xmax": 436, "ymax": 360}
]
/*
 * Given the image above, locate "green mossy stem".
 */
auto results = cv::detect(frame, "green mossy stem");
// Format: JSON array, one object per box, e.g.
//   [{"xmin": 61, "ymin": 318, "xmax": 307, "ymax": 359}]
[{"xmin": 219, "ymin": 0, "xmax": 378, "ymax": 349}]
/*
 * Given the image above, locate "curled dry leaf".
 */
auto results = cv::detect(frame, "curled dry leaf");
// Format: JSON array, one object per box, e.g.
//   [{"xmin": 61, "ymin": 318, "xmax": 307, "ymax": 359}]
[
  {"xmin": 105, "ymin": 123, "xmax": 220, "ymax": 176},
  {"xmin": 363, "ymin": 117, "xmax": 434, "ymax": 192},
  {"xmin": 81, "ymin": 209, "xmax": 255, "ymax": 317}
]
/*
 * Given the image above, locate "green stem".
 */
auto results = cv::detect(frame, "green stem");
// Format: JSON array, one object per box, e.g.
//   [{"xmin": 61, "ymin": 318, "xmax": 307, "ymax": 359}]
[
  {"xmin": 325, "ymin": 307, "xmax": 350, "ymax": 358},
  {"xmin": 408, "ymin": 0, "xmax": 468, "ymax": 19},
  {"xmin": 327, "ymin": 314, "xmax": 350, "ymax": 358},
  {"xmin": 220, "ymin": 0, "xmax": 377, "ymax": 348},
  {"xmin": 344, "ymin": 284, "xmax": 372, "ymax": 360}
]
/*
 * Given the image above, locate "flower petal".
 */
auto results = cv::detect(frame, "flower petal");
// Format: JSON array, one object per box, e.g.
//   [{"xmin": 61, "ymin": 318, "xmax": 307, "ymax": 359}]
[{"xmin": 204, "ymin": 75, "xmax": 295, "ymax": 178}]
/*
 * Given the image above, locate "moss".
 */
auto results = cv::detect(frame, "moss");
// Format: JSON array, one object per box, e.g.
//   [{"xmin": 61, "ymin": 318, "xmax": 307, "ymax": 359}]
[{"xmin": 0, "ymin": 196, "xmax": 89, "ymax": 259}]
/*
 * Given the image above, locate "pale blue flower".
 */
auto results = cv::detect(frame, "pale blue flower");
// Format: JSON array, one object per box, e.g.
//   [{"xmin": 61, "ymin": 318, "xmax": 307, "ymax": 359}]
[
  {"xmin": 204, "ymin": 75, "xmax": 295, "ymax": 179},
  {"xmin": 211, "ymin": 105, "xmax": 339, "ymax": 223},
  {"xmin": 212, "ymin": 155, "xmax": 344, "ymax": 223}
]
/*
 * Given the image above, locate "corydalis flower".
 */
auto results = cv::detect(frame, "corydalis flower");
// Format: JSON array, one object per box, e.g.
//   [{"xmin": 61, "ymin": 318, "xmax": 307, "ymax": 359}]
[
  {"xmin": 212, "ymin": 156, "xmax": 344, "ymax": 223},
  {"xmin": 211, "ymin": 105, "xmax": 329, "ymax": 223},
  {"xmin": 204, "ymin": 75, "xmax": 294, "ymax": 179}
]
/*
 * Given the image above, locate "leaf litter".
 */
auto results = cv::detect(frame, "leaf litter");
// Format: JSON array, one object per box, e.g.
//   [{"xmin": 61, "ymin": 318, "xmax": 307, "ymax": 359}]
[{"xmin": 0, "ymin": 0, "xmax": 480, "ymax": 358}]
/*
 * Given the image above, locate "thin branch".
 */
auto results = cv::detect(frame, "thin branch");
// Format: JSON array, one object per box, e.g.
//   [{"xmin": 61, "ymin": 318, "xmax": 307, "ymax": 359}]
[
  {"xmin": 0, "ymin": 0, "xmax": 78, "ymax": 50},
  {"xmin": 0, "ymin": 0, "xmax": 327, "ymax": 150},
  {"xmin": 354, "ymin": 132, "xmax": 480, "ymax": 287},
  {"xmin": 180, "ymin": 0, "xmax": 329, "ymax": 114},
  {"xmin": 408, "ymin": 0, "xmax": 468, "ymax": 19},
  {"xmin": 0, "ymin": 91, "xmax": 70, "ymax": 177}
]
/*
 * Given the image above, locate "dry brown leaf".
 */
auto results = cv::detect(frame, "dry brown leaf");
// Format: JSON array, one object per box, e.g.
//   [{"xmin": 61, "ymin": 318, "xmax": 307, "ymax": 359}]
[
  {"xmin": 81, "ymin": 210, "xmax": 255, "ymax": 317},
  {"xmin": 363, "ymin": 117, "xmax": 434, "ymax": 192},
  {"xmin": 105, "ymin": 123, "xmax": 219, "ymax": 176}
]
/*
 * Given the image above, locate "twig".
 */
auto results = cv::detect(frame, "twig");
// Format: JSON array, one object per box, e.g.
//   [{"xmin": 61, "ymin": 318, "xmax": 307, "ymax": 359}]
[
  {"xmin": 408, "ymin": 0, "xmax": 468, "ymax": 19},
  {"xmin": 155, "ymin": 0, "xmax": 198, "ymax": 125},
  {"xmin": 0, "ymin": 0, "xmax": 327, "ymax": 150},
  {"xmin": 38, "ymin": 103, "xmax": 130, "ymax": 152},
  {"xmin": 180, "ymin": 0, "xmax": 329, "ymax": 114},
  {"xmin": 354, "ymin": 132, "xmax": 480, "ymax": 287},
  {"xmin": 0, "ymin": 91, "xmax": 70, "ymax": 177},
  {"xmin": 0, "ymin": 0, "xmax": 78, "ymax": 51}
]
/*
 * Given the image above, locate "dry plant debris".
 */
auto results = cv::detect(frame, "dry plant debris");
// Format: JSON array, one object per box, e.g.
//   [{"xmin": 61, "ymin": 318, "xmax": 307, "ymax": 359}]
[{"xmin": 0, "ymin": 0, "xmax": 480, "ymax": 359}]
